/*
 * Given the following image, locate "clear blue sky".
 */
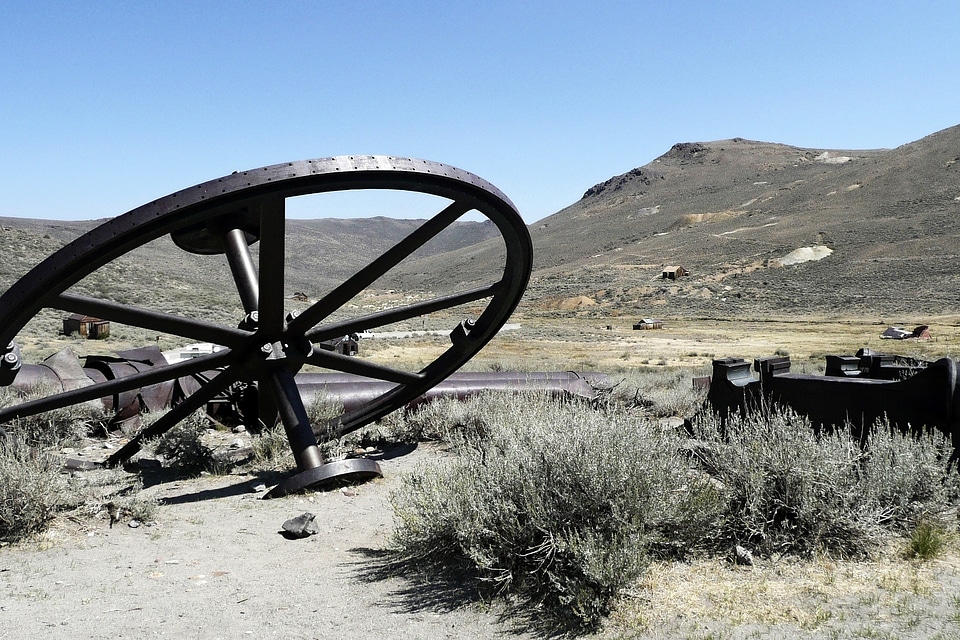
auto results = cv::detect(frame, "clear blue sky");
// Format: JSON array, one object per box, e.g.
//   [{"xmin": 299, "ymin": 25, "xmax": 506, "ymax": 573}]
[{"xmin": 2, "ymin": 1, "xmax": 958, "ymax": 222}]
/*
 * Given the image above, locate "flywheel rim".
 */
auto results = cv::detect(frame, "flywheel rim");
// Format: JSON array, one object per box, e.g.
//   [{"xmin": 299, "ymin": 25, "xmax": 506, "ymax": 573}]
[{"xmin": 0, "ymin": 156, "xmax": 532, "ymax": 482}]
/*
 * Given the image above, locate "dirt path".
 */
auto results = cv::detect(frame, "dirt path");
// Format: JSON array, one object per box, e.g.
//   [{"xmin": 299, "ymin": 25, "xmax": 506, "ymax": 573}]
[{"xmin": 0, "ymin": 445, "xmax": 527, "ymax": 640}]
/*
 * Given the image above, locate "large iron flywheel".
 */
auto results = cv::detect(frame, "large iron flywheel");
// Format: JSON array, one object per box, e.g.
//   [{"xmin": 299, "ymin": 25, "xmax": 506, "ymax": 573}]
[{"xmin": 0, "ymin": 156, "xmax": 532, "ymax": 497}]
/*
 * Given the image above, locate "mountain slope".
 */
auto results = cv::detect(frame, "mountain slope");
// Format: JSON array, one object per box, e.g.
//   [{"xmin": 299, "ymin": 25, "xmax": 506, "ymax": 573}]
[
  {"xmin": 399, "ymin": 125, "xmax": 960, "ymax": 317},
  {"xmin": 0, "ymin": 216, "xmax": 498, "ymax": 300}
]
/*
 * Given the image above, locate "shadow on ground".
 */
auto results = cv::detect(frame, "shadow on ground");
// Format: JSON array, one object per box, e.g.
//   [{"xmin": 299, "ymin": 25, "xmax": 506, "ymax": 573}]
[{"xmin": 349, "ymin": 547, "xmax": 591, "ymax": 639}]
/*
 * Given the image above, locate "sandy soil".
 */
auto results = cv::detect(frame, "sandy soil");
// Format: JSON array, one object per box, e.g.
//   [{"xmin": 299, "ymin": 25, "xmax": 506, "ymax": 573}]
[{"xmin": 0, "ymin": 444, "xmax": 528, "ymax": 640}]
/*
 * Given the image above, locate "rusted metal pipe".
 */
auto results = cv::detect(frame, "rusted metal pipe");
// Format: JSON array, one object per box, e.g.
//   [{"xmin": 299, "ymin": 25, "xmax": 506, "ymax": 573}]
[
  {"xmin": 5, "ymin": 348, "xmax": 609, "ymax": 441},
  {"xmin": 296, "ymin": 371, "xmax": 608, "ymax": 416}
]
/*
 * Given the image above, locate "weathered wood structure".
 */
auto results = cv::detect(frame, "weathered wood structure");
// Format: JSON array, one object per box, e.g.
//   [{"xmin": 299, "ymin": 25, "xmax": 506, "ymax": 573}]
[
  {"xmin": 633, "ymin": 318, "xmax": 663, "ymax": 330},
  {"xmin": 63, "ymin": 314, "xmax": 110, "ymax": 339}
]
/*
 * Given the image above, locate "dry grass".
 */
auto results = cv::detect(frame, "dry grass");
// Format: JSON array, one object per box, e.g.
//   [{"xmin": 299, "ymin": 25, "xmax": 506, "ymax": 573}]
[
  {"xmin": 353, "ymin": 313, "xmax": 960, "ymax": 375},
  {"xmin": 603, "ymin": 543, "xmax": 960, "ymax": 639},
  {"xmin": 10, "ymin": 277, "xmax": 959, "ymax": 372}
]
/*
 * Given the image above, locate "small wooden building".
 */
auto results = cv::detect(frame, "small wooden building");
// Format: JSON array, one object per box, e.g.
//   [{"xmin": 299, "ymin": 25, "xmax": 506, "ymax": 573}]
[
  {"xmin": 662, "ymin": 266, "xmax": 688, "ymax": 280},
  {"xmin": 63, "ymin": 314, "xmax": 110, "ymax": 339},
  {"xmin": 633, "ymin": 318, "xmax": 663, "ymax": 330},
  {"xmin": 320, "ymin": 334, "xmax": 360, "ymax": 356}
]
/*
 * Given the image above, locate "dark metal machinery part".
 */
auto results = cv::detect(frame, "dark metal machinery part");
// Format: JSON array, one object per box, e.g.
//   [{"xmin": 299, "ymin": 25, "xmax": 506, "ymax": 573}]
[
  {"xmin": 5, "ymin": 358, "xmax": 608, "ymax": 434},
  {"xmin": 707, "ymin": 352, "xmax": 960, "ymax": 458},
  {"xmin": 0, "ymin": 156, "xmax": 533, "ymax": 497},
  {"xmin": 5, "ymin": 356, "xmax": 605, "ymax": 482}
]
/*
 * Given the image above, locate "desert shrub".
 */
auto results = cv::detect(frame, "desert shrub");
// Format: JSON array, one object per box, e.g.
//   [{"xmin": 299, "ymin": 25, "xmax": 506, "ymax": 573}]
[
  {"xmin": 306, "ymin": 391, "xmax": 344, "ymax": 427},
  {"xmin": 857, "ymin": 423, "xmax": 960, "ymax": 528},
  {"xmin": 690, "ymin": 408, "xmax": 960, "ymax": 558},
  {"xmin": 388, "ymin": 392, "xmax": 960, "ymax": 633},
  {"xmin": 607, "ymin": 368, "xmax": 707, "ymax": 418},
  {"xmin": 0, "ymin": 384, "xmax": 108, "ymax": 449},
  {"xmin": 907, "ymin": 519, "xmax": 950, "ymax": 560},
  {"xmin": 252, "ymin": 392, "xmax": 365, "ymax": 466},
  {"xmin": 0, "ymin": 446, "xmax": 79, "ymax": 541},
  {"xmin": 115, "ymin": 490, "xmax": 160, "ymax": 524},
  {"xmin": 150, "ymin": 411, "xmax": 217, "ymax": 474},
  {"xmin": 390, "ymin": 393, "xmax": 723, "ymax": 632},
  {"xmin": 306, "ymin": 391, "xmax": 348, "ymax": 455},
  {"xmin": 69, "ymin": 471, "xmax": 160, "ymax": 526},
  {"xmin": 382, "ymin": 395, "xmax": 492, "ymax": 443},
  {"xmin": 250, "ymin": 422, "xmax": 295, "ymax": 469},
  {"xmin": 907, "ymin": 519, "xmax": 951, "ymax": 560},
  {"xmin": 691, "ymin": 408, "xmax": 870, "ymax": 557}
]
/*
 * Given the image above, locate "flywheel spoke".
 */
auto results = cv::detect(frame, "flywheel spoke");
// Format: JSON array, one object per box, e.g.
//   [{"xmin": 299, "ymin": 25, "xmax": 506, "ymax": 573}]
[
  {"xmin": 223, "ymin": 227, "xmax": 261, "ymax": 315},
  {"xmin": 305, "ymin": 350, "xmax": 422, "ymax": 384},
  {"xmin": 287, "ymin": 200, "xmax": 471, "ymax": 334},
  {"xmin": 105, "ymin": 365, "xmax": 243, "ymax": 466},
  {"xmin": 256, "ymin": 197, "xmax": 286, "ymax": 336},
  {"xmin": 0, "ymin": 350, "xmax": 236, "ymax": 423},
  {"xmin": 53, "ymin": 293, "xmax": 250, "ymax": 348},
  {"xmin": 304, "ymin": 282, "xmax": 502, "ymax": 343},
  {"xmin": 264, "ymin": 368, "xmax": 323, "ymax": 471}
]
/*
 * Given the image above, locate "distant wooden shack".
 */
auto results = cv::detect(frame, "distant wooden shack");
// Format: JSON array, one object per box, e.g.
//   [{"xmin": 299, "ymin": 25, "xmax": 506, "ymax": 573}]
[
  {"xmin": 662, "ymin": 266, "xmax": 687, "ymax": 280},
  {"xmin": 320, "ymin": 334, "xmax": 360, "ymax": 356},
  {"xmin": 63, "ymin": 314, "xmax": 110, "ymax": 339},
  {"xmin": 633, "ymin": 318, "xmax": 663, "ymax": 330}
]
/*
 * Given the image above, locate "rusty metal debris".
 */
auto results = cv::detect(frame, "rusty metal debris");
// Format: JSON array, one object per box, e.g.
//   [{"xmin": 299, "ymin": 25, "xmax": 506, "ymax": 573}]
[
  {"xmin": 5, "ymin": 348, "xmax": 605, "ymax": 427},
  {"xmin": 0, "ymin": 157, "xmax": 534, "ymax": 497},
  {"xmin": 3, "ymin": 345, "xmax": 606, "ymax": 497},
  {"xmin": 706, "ymin": 350, "xmax": 959, "ymax": 458}
]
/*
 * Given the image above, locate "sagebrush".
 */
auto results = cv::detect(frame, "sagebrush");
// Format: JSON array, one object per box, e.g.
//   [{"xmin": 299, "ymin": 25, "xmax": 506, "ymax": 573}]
[
  {"xmin": 389, "ymin": 391, "xmax": 960, "ymax": 633},
  {"xmin": 0, "ymin": 383, "xmax": 108, "ymax": 449},
  {"xmin": 150, "ymin": 411, "xmax": 219, "ymax": 473},
  {"xmin": 691, "ymin": 408, "xmax": 960, "ymax": 558},
  {"xmin": 390, "ymin": 393, "xmax": 723, "ymax": 632},
  {"xmin": 0, "ymin": 445, "xmax": 80, "ymax": 541}
]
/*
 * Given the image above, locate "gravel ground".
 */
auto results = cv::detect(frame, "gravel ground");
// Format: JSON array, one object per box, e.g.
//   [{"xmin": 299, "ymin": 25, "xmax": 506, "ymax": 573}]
[{"xmin": 0, "ymin": 444, "xmax": 528, "ymax": 640}]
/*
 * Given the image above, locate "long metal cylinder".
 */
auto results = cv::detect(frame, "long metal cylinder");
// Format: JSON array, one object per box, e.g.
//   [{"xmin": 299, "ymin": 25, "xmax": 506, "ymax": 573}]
[{"xmin": 297, "ymin": 371, "xmax": 606, "ymax": 416}]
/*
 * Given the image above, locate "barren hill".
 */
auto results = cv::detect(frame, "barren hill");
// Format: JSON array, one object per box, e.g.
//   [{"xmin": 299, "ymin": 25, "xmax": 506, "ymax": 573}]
[
  {"xmin": 398, "ymin": 125, "xmax": 960, "ymax": 317},
  {"xmin": 0, "ymin": 216, "xmax": 499, "ymax": 303}
]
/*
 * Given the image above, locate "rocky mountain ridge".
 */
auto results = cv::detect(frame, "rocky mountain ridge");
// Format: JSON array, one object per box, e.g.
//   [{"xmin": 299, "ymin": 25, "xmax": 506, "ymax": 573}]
[{"xmin": 397, "ymin": 125, "xmax": 960, "ymax": 318}]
